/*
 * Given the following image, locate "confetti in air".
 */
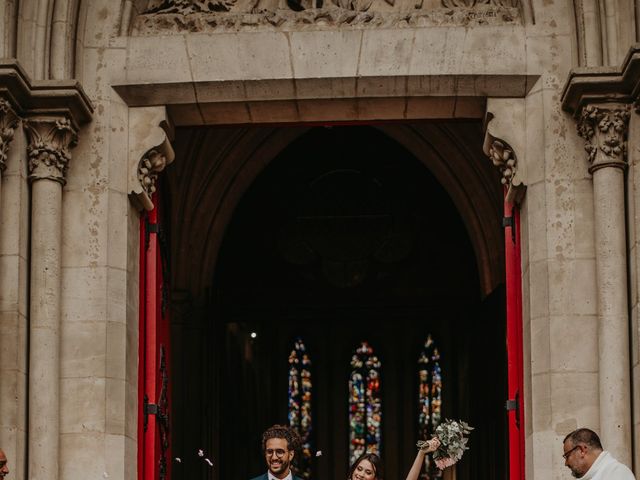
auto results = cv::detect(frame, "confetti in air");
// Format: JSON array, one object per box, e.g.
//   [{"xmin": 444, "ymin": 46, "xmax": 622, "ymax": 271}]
[
  {"xmin": 175, "ymin": 458, "xmax": 182, "ymax": 463},
  {"xmin": 205, "ymin": 458, "xmax": 213, "ymax": 467},
  {"xmin": 103, "ymin": 473, "xmax": 109, "ymax": 479},
  {"xmin": 198, "ymin": 449, "xmax": 204, "ymax": 457},
  {"xmin": 315, "ymin": 451, "xmax": 322, "ymax": 457}
]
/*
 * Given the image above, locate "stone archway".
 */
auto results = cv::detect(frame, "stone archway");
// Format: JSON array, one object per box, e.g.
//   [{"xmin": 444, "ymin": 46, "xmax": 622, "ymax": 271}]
[
  {"xmin": 160, "ymin": 119, "xmax": 508, "ymax": 479},
  {"xmin": 165, "ymin": 122, "xmax": 504, "ymax": 301}
]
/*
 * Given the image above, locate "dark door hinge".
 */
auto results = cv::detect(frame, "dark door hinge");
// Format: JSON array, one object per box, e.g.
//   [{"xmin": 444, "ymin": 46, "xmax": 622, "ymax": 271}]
[
  {"xmin": 505, "ymin": 390, "xmax": 520, "ymax": 428},
  {"xmin": 503, "ymin": 208, "xmax": 517, "ymax": 244}
]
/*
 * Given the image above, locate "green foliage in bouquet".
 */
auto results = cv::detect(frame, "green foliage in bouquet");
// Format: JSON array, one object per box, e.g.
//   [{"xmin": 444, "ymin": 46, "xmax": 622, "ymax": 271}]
[{"xmin": 417, "ymin": 419, "xmax": 473, "ymax": 470}]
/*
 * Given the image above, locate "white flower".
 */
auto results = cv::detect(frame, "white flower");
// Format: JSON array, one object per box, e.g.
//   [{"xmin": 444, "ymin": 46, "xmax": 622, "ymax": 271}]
[{"xmin": 416, "ymin": 418, "xmax": 473, "ymax": 470}]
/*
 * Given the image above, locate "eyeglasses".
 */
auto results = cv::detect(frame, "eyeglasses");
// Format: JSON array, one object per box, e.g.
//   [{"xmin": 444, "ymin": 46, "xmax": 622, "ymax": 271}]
[
  {"xmin": 265, "ymin": 448, "xmax": 288, "ymax": 458},
  {"xmin": 562, "ymin": 445, "xmax": 581, "ymax": 460}
]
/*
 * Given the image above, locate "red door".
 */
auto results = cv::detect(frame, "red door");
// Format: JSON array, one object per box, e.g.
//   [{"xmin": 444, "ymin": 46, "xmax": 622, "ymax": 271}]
[
  {"xmin": 138, "ymin": 194, "xmax": 172, "ymax": 480},
  {"xmin": 504, "ymin": 197, "xmax": 525, "ymax": 480}
]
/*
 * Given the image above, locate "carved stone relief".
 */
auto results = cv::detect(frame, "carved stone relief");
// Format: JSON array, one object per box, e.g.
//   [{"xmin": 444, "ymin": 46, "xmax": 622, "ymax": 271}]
[
  {"xmin": 138, "ymin": 148, "xmax": 169, "ymax": 197},
  {"xmin": 23, "ymin": 117, "xmax": 77, "ymax": 184},
  {"xmin": 134, "ymin": 0, "xmax": 519, "ymax": 33},
  {"xmin": 482, "ymin": 101, "xmax": 526, "ymax": 204},
  {"xmin": 0, "ymin": 99, "xmax": 19, "ymax": 173},
  {"xmin": 577, "ymin": 104, "xmax": 630, "ymax": 173},
  {"xmin": 486, "ymin": 138, "xmax": 517, "ymax": 186},
  {"xmin": 128, "ymin": 107, "xmax": 175, "ymax": 211}
]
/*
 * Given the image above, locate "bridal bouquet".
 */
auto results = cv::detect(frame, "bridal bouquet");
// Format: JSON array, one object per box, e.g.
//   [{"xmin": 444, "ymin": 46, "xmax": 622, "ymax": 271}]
[{"xmin": 416, "ymin": 419, "xmax": 473, "ymax": 470}]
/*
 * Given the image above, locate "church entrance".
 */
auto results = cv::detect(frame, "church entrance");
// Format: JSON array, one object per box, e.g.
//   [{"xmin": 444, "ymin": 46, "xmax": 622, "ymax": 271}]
[{"xmin": 162, "ymin": 123, "xmax": 509, "ymax": 480}]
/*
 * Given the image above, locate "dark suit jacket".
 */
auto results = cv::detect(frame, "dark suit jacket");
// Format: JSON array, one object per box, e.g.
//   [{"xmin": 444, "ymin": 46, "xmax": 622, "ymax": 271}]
[{"xmin": 250, "ymin": 474, "xmax": 303, "ymax": 480}]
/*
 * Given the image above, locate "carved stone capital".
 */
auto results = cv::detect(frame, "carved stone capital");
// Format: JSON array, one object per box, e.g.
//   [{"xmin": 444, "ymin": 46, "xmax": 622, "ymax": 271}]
[
  {"xmin": 0, "ymin": 99, "xmax": 20, "ymax": 173},
  {"xmin": 24, "ymin": 116, "xmax": 78, "ymax": 184},
  {"xmin": 128, "ymin": 107, "xmax": 175, "ymax": 211},
  {"xmin": 576, "ymin": 104, "xmax": 630, "ymax": 174}
]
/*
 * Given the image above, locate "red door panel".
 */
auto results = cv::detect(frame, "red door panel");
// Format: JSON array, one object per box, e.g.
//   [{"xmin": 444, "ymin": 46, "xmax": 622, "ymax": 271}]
[
  {"xmin": 504, "ymin": 198, "xmax": 525, "ymax": 480},
  {"xmin": 139, "ymin": 194, "xmax": 172, "ymax": 480}
]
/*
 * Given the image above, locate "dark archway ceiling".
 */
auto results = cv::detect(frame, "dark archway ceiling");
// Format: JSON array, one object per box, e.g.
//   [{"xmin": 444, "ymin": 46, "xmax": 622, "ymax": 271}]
[{"xmin": 164, "ymin": 122, "xmax": 503, "ymax": 301}]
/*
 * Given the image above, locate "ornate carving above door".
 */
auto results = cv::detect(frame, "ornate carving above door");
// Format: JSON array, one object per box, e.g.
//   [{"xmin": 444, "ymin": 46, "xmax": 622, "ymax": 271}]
[{"xmin": 135, "ymin": 0, "xmax": 520, "ymax": 33}]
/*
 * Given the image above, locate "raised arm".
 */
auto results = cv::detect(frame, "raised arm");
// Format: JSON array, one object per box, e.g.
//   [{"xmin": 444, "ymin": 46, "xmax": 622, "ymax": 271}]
[
  {"xmin": 404, "ymin": 449, "xmax": 427, "ymax": 480},
  {"xmin": 404, "ymin": 438, "xmax": 440, "ymax": 480}
]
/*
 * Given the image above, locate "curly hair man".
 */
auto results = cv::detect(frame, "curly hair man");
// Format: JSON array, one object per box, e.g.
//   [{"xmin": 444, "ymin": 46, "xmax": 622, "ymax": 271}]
[{"xmin": 250, "ymin": 424, "xmax": 303, "ymax": 480}]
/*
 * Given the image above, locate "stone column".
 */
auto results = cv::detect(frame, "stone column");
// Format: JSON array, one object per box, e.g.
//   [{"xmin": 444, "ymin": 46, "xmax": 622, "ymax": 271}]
[
  {"xmin": 577, "ymin": 103, "xmax": 632, "ymax": 464},
  {"xmin": 0, "ymin": 97, "xmax": 22, "ymax": 473},
  {"xmin": 0, "ymin": 99, "xmax": 19, "ymax": 207},
  {"xmin": 24, "ymin": 116, "xmax": 77, "ymax": 480}
]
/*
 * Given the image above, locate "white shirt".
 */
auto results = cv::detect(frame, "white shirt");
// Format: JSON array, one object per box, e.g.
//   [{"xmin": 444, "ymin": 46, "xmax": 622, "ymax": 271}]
[
  {"xmin": 268, "ymin": 471, "xmax": 293, "ymax": 480},
  {"xmin": 578, "ymin": 451, "xmax": 635, "ymax": 480}
]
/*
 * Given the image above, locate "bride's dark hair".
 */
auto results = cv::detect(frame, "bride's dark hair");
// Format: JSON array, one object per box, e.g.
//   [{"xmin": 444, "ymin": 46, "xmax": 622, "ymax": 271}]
[{"xmin": 348, "ymin": 453, "xmax": 383, "ymax": 480}]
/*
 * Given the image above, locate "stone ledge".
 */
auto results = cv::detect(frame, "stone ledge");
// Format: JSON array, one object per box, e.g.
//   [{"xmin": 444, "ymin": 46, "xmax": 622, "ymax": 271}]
[
  {"xmin": 112, "ymin": 74, "xmax": 539, "ymax": 116},
  {"xmin": 0, "ymin": 59, "xmax": 93, "ymax": 128},
  {"xmin": 561, "ymin": 44, "xmax": 640, "ymax": 115}
]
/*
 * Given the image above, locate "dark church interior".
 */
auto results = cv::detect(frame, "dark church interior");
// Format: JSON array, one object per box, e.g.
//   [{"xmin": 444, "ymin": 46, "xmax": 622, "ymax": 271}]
[{"xmin": 166, "ymin": 125, "xmax": 508, "ymax": 480}]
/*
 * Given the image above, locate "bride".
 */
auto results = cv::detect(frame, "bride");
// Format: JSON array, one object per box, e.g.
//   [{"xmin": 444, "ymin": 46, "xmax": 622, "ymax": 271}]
[{"xmin": 347, "ymin": 439, "xmax": 440, "ymax": 480}]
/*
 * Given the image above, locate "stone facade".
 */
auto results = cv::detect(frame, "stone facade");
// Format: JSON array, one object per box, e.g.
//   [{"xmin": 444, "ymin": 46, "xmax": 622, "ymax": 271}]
[{"xmin": 1, "ymin": 0, "xmax": 640, "ymax": 479}]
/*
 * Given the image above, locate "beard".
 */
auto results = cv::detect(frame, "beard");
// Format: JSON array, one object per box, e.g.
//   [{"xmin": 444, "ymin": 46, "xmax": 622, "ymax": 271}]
[
  {"xmin": 569, "ymin": 466, "xmax": 583, "ymax": 478},
  {"xmin": 269, "ymin": 458, "xmax": 290, "ymax": 476}
]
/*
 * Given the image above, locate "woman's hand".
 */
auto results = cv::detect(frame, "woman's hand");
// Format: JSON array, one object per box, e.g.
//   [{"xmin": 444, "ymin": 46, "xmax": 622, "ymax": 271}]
[{"xmin": 419, "ymin": 437, "xmax": 441, "ymax": 453}]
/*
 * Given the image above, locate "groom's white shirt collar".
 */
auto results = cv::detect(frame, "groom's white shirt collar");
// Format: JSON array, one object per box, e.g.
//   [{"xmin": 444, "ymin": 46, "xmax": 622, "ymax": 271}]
[{"xmin": 268, "ymin": 471, "xmax": 293, "ymax": 480}]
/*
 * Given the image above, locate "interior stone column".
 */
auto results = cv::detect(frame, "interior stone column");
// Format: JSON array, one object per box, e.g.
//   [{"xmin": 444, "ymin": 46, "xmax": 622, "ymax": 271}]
[
  {"xmin": 24, "ymin": 116, "xmax": 77, "ymax": 480},
  {"xmin": 577, "ymin": 103, "xmax": 632, "ymax": 464}
]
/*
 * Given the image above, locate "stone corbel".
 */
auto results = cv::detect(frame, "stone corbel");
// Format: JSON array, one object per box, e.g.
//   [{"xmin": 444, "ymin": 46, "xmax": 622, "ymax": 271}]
[
  {"xmin": 0, "ymin": 98, "xmax": 20, "ymax": 173},
  {"xmin": 576, "ymin": 103, "xmax": 630, "ymax": 173},
  {"xmin": 128, "ymin": 106, "xmax": 175, "ymax": 211},
  {"xmin": 23, "ymin": 116, "xmax": 78, "ymax": 184},
  {"xmin": 483, "ymin": 98, "xmax": 527, "ymax": 204}
]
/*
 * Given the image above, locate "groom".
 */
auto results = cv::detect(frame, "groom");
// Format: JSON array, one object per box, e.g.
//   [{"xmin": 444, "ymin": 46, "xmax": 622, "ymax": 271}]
[{"xmin": 250, "ymin": 424, "xmax": 303, "ymax": 480}]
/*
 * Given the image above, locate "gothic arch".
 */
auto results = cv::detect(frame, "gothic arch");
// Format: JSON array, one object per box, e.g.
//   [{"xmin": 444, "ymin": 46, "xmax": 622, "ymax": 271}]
[{"xmin": 165, "ymin": 122, "xmax": 503, "ymax": 300}]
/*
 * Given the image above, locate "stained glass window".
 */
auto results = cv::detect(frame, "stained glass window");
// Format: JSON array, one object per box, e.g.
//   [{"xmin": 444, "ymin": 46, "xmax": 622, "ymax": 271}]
[
  {"xmin": 349, "ymin": 341, "xmax": 382, "ymax": 465},
  {"xmin": 418, "ymin": 334, "xmax": 442, "ymax": 478},
  {"xmin": 288, "ymin": 338, "xmax": 313, "ymax": 479}
]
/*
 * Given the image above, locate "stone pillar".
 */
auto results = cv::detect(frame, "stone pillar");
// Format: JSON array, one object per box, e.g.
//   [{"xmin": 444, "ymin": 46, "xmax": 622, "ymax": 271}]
[
  {"xmin": 577, "ymin": 103, "xmax": 632, "ymax": 464},
  {"xmin": 24, "ymin": 116, "xmax": 77, "ymax": 480},
  {"xmin": 0, "ymin": 97, "xmax": 23, "ymax": 474},
  {"xmin": 0, "ymin": 99, "xmax": 19, "ymax": 207}
]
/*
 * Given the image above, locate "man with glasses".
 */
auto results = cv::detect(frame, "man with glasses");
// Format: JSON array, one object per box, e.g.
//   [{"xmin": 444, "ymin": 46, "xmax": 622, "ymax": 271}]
[
  {"xmin": 562, "ymin": 428, "xmax": 634, "ymax": 479},
  {"xmin": 251, "ymin": 425, "xmax": 303, "ymax": 480},
  {"xmin": 0, "ymin": 449, "xmax": 9, "ymax": 478}
]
